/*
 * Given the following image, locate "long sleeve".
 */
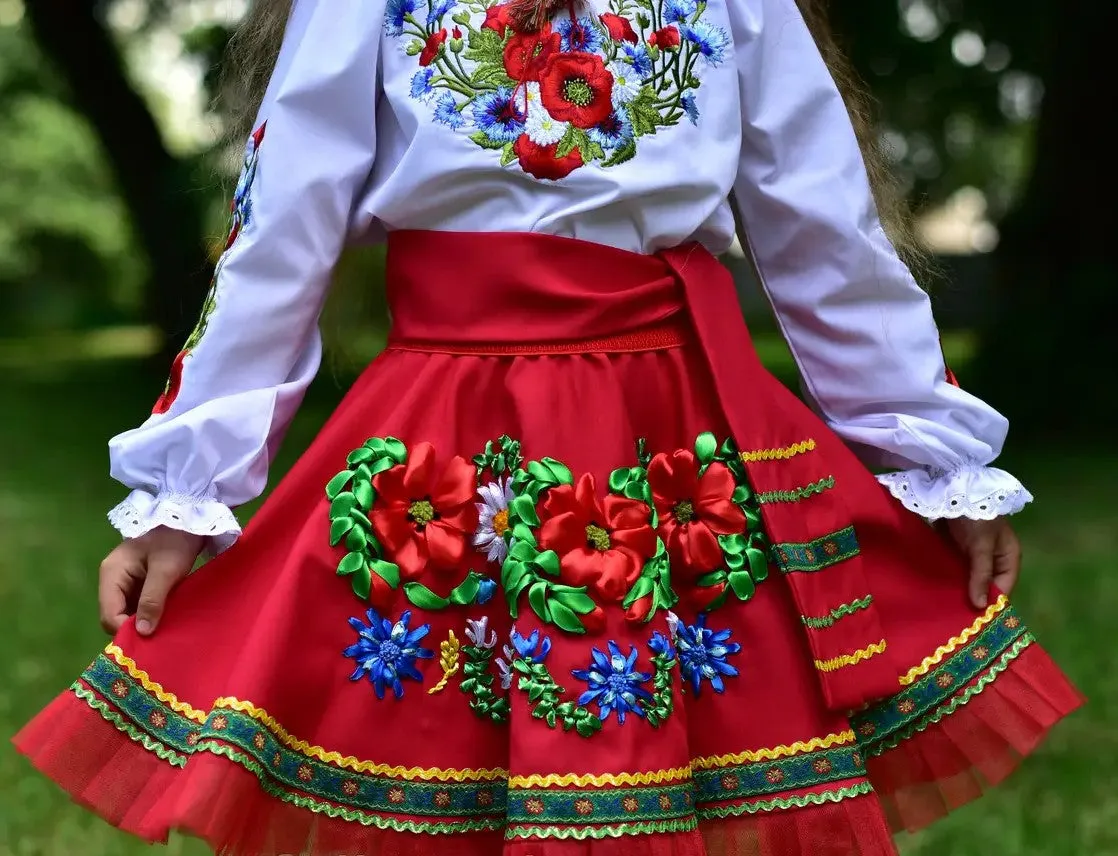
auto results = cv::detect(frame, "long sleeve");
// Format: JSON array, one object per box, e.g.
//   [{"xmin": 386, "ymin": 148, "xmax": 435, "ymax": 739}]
[
  {"xmin": 728, "ymin": 0, "xmax": 1030, "ymax": 520},
  {"xmin": 108, "ymin": 0, "xmax": 381, "ymax": 551}
]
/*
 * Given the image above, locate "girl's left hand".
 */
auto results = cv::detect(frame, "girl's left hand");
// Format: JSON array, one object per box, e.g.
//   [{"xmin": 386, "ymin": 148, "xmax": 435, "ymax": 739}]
[{"xmin": 944, "ymin": 517, "xmax": 1022, "ymax": 610}]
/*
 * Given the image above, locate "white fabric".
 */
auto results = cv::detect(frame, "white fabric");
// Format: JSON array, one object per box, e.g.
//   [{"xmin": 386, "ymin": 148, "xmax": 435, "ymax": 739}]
[{"xmin": 108, "ymin": 0, "xmax": 1029, "ymax": 548}]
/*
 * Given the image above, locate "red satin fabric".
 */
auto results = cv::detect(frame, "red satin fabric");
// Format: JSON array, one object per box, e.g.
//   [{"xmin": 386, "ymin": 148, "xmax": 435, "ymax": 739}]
[{"xmin": 14, "ymin": 230, "xmax": 1081, "ymax": 856}]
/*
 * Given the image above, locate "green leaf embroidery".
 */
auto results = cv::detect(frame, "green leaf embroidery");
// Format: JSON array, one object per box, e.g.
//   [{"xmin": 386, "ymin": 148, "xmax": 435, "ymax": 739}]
[
  {"xmin": 469, "ymin": 131, "xmax": 507, "ymax": 151},
  {"xmin": 500, "ymin": 142, "xmax": 517, "ymax": 167}
]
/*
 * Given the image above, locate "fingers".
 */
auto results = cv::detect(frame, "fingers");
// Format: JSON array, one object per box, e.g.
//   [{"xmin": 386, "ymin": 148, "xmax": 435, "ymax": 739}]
[
  {"xmin": 991, "ymin": 525, "xmax": 1023, "ymax": 597},
  {"xmin": 135, "ymin": 547, "xmax": 193, "ymax": 636},
  {"xmin": 99, "ymin": 547, "xmax": 144, "ymax": 635},
  {"xmin": 966, "ymin": 533, "xmax": 995, "ymax": 610}
]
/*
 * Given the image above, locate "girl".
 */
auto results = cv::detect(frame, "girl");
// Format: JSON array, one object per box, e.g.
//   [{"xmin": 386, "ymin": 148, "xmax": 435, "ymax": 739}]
[{"xmin": 15, "ymin": 0, "xmax": 1081, "ymax": 853}]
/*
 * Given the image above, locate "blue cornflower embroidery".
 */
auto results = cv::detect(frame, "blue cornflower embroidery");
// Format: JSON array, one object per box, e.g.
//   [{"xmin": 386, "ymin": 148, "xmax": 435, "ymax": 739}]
[
  {"xmin": 410, "ymin": 68, "xmax": 435, "ymax": 102},
  {"xmin": 432, "ymin": 92, "xmax": 466, "ymax": 129},
  {"xmin": 426, "ymin": 0, "xmax": 454, "ymax": 27},
  {"xmin": 675, "ymin": 613, "xmax": 741, "ymax": 694},
  {"xmin": 471, "ymin": 87, "xmax": 526, "ymax": 144},
  {"xmin": 511, "ymin": 628, "xmax": 552, "ymax": 663},
  {"xmin": 588, "ymin": 110, "xmax": 634, "ymax": 150},
  {"xmin": 663, "ymin": 0, "xmax": 698, "ymax": 24},
  {"xmin": 557, "ymin": 16, "xmax": 603, "ymax": 53},
  {"xmin": 683, "ymin": 22, "xmax": 731, "ymax": 65},
  {"xmin": 681, "ymin": 93, "xmax": 699, "ymax": 125},
  {"xmin": 621, "ymin": 43, "xmax": 654, "ymax": 78},
  {"xmin": 344, "ymin": 608, "xmax": 435, "ymax": 700},
  {"xmin": 385, "ymin": 0, "xmax": 417, "ymax": 37},
  {"xmin": 573, "ymin": 641, "xmax": 654, "ymax": 724}
]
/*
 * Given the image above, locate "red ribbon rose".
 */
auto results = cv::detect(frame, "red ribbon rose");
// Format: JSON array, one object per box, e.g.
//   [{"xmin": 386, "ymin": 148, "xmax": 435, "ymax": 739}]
[
  {"xmin": 538, "ymin": 52, "xmax": 614, "ymax": 129},
  {"xmin": 600, "ymin": 13, "xmax": 638, "ymax": 43},
  {"xmin": 514, "ymin": 135, "xmax": 584, "ymax": 180},
  {"xmin": 647, "ymin": 449, "xmax": 746, "ymax": 574},
  {"xmin": 371, "ymin": 442, "xmax": 480, "ymax": 580},
  {"xmin": 537, "ymin": 473, "xmax": 657, "ymax": 603}
]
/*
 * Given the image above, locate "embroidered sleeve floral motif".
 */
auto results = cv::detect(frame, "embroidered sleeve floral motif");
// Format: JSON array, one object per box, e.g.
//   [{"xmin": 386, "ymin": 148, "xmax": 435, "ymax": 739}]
[
  {"xmin": 387, "ymin": 0, "xmax": 728, "ymax": 180},
  {"xmin": 152, "ymin": 123, "xmax": 266, "ymax": 415}
]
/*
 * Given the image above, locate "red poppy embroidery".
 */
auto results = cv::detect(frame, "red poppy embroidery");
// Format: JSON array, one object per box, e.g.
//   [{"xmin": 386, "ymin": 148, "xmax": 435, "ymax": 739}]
[
  {"xmin": 420, "ymin": 29, "xmax": 448, "ymax": 66},
  {"xmin": 600, "ymin": 13, "xmax": 638, "ymax": 43},
  {"xmin": 538, "ymin": 53, "xmax": 614, "ymax": 129},
  {"xmin": 514, "ymin": 135, "xmax": 584, "ymax": 180},
  {"xmin": 647, "ymin": 450, "xmax": 747, "ymax": 574},
  {"xmin": 536, "ymin": 473, "xmax": 657, "ymax": 603},
  {"xmin": 483, "ymin": 4, "xmax": 512, "ymax": 35},
  {"xmin": 371, "ymin": 442, "xmax": 480, "ymax": 580},
  {"xmin": 504, "ymin": 25, "xmax": 560, "ymax": 82},
  {"xmin": 648, "ymin": 26, "xmax": 680, "ymax": 49}
]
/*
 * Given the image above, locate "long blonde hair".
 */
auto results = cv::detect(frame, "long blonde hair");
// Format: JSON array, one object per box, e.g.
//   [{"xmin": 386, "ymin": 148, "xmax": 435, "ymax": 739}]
[{"xmin": 217, "ymin": 0, "xmax": 924, "ymax": 269}]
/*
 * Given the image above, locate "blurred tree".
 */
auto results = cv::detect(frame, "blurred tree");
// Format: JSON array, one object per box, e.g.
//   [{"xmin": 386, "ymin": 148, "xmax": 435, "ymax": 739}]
[{"xmin": 21, "ymin": 0, "xmax": 212, "ymax": 366}]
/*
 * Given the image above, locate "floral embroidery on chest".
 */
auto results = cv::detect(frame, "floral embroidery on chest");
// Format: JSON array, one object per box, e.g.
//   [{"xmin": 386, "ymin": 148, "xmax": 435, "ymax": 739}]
[{"xmin": 386, "ymin": 0, "xmax": 729, "ymax": 179}]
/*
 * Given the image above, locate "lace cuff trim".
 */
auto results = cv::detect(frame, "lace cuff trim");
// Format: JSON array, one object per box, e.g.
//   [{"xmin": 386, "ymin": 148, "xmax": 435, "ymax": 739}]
[
  {"xmin": 108, "ymin": 490, "xmax": 242, "ymax": 554},
  {"xmin": 876, "ymin": 466, "xmax": 1033, "ymax": 521}
]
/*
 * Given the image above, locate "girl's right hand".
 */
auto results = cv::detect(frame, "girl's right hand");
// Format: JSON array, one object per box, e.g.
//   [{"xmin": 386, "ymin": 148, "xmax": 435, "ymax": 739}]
[{"xmin": 98, "ymin": 527, "xmax": 204, "ymax": 636}]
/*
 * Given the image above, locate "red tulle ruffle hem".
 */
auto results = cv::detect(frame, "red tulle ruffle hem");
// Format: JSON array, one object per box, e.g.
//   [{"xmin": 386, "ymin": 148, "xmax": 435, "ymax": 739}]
[{"xmin": 15, "ymin": 637, "xmax": 1081, "ymax": 856}]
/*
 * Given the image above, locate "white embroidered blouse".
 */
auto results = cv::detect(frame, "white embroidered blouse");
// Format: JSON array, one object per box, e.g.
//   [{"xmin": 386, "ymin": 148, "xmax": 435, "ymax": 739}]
[{"xmin": 107, "ymin": 0, "xmax": 1031, "ymax": 550}]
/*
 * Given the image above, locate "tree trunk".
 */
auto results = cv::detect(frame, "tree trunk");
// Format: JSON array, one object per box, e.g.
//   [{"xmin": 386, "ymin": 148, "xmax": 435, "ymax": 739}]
[
  {"xmin": 972, "ymin": 0, "xmax": 1118, "ymax": 437},
  {"xmin": 24, "ymin": 0, "xmax": 211, "ymax": 368}
]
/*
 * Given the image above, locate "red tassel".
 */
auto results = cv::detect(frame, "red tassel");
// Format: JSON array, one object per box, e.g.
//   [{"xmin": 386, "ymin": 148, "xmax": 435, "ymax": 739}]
[{"xmin": 505, "ymin": 0, "xmax": 567, "ymax": 32}]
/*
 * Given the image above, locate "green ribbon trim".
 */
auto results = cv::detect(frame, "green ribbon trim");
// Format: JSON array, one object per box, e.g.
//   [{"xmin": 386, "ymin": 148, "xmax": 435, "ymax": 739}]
[
  {"xmin": 506, "ymin": 817, "xmax": 699, "ymax": 840},
  {"xmin": 72, "ymin": 683, "xmax": 188, "ymax": 767},
  {"xmin": 773, "ymin": 525, "xmax": 860, "ymax": 574},
  {"xmin": 695, "ymin": 782, "xmax": 875, "ymax": 819},
  {"xmin": 800, "ymin": 595, "xmax": 875, "ymax": 629},
  {"xmin": 757, "ymin": 475, "xmax": 836, "ymax": 505}
]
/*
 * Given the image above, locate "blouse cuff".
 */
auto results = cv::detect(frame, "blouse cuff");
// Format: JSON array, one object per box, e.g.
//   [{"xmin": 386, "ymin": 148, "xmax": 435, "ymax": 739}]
[
  {"xmin": 107, "ymin": 489, "xmax": 242, "ymax": 555},
  {"xmin": 875, "ymin": 466, "xmax": 1033, "ymax": 521}
]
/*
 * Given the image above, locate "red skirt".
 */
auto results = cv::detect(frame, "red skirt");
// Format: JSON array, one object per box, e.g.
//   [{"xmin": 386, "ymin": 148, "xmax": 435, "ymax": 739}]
[{"xmin": 15, "ymin": 232, "xmax": 1081, "ymax": 856}]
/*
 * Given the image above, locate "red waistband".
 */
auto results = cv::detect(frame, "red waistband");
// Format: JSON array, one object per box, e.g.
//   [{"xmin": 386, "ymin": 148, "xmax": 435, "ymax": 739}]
[{"xmin": 383, "ymin": 230, "xmax": 902, "ymax": 712}]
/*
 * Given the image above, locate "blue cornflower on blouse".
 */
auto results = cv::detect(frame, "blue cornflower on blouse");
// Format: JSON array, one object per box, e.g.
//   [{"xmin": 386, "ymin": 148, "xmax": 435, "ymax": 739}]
[
  {"xmin": 681, "ymin": 93, "xmax": 699, "ymax": 125},
  {"xmin": 588, "ymin": 110, "xmax": 634, "ymax": 150},
  {"xmin": 385, "ymin": 0, "xmax": 417, "ymax": 36},
  {"xmin": 573, "ymin": 642, "xmax": 654, "ymax": 724},
  {"xmin": 471, "ymin": 87, "xmax": 526, "ymax": 144},
  {"xmin": 621, "ymin": 43, "xmax": 654, "ymax": 79},
  {"xmin": 557, "ymin": 17, "xmax": 603, "ymax": 53},
  {"xmin": 344, "ymin": 608, "xmax": 435, "ymax": 700},
  {"xmin": 410, "ymin": 68, "xmax": 434, "ymax": 102},
  {"xmin": 662, "ymin": 0, "xmax": 698, "ymax": 24},
  {"xmin": 683, "ymin": 22, "xmax": 731, "ymax": 65},
  {"xmin": 426, "ymin": 0, "xmax": 455, "ymax": 27},
  {"xmin": 511, "ymin": 628, "xmax": 552, "ymax": 663},
  {"xmin": 675, "ymin": 613, "xmax": 741, "ymax": 695},
  {"xmin": 433, "ymin": 92, "xmax": 466, "ymax": 129}
]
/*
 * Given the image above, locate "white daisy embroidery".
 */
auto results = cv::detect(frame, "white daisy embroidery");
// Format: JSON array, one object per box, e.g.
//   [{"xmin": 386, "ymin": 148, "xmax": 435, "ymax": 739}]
[{"xmin": 474, "ymin": 478, "xmax": 515, "ymax": 563}]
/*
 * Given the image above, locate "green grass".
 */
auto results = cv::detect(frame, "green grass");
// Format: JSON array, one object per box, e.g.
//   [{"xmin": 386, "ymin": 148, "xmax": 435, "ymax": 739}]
[{"xmin": 0, "ymin": 345, "xmax": 1110, "ymax": 856}]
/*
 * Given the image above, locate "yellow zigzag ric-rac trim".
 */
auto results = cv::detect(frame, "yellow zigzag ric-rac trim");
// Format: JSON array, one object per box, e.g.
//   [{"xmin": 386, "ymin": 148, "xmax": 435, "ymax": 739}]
[
  {"xmin": 211, "ymin": 697, "xmax": 508, "ymax": 781},
  {"xmin": 508, "ymin": 768, "xmax": 692, "ymax": 788},
  {"xmin": 740, "ymin": 439, "xmax": 816, "ymax": 462},
  {"xmin": 814, "ymin": 640, "xmax": 887, "ymax": 673},
  {"xmin": 690, "ymin": 731, "xmax": 856, "ymax": 769},
  {"xmin": 104, "ymin": 645, "xmax": 507, "ymax": 781},
  {"xmin": 105, "ymin": 644, "xmax": 207, "ymax": 724},
  {"xmin": 899, "ymin": 595, "xmax": 1009, "ymax": 686}
]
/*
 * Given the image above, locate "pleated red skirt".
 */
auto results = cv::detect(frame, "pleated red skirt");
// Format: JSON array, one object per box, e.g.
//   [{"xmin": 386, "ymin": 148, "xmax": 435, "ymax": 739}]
[{"xmin": 14, "ymin": 232, "xmax": 1082, "ymax": 856}]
